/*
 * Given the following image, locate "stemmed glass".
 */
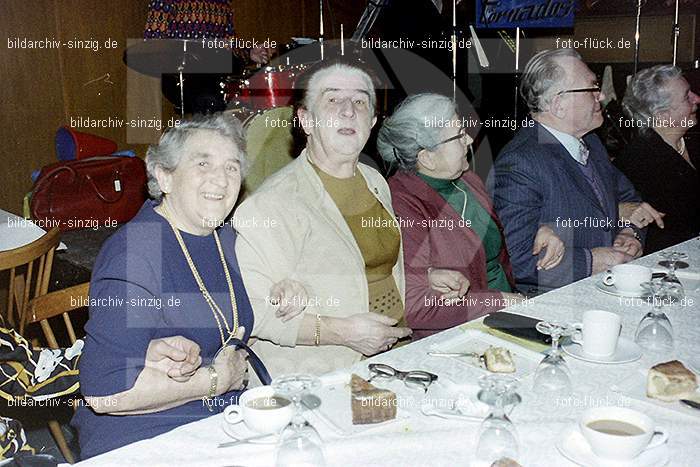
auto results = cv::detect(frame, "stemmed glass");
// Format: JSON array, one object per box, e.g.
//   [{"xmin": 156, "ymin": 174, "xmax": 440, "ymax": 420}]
[
  {"xmin": 635, "ymin": 279, "xmax": 678, "ymax": 353},
  {"xmin": 658, "ymin": 251, "xmax": 688, "ymax": 295},
  {"xmin": 532, "ymin": 321, "xmax": 575, "ymax": 396},
  {"xmin": 475, "ymin": 374, "xmax": 522, "ymax": 464},
  {"xmin": 273, "ymin": 374, "xmax": 325, "ymax": 467}
]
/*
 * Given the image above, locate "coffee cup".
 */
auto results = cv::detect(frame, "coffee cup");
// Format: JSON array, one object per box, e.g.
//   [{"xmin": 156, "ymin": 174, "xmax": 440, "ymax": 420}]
[
  {"xmin": 571, "ymin": 310, "xmax": 621, "ymax": 358},
  {"xmin": 602, "ymin": 264, "xmax": 652, "ymax": 294},
  {"xmin": 579, "ymin": 406, "xmax": 668, "ymax": 460},
  {"xmin": 223, "ymin": 385, "xmax": 293, "ymax": 435}
]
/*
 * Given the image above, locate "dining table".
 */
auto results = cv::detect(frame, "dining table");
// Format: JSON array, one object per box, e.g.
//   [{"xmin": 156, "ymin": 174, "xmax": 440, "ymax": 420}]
[{"xmin": 70, "ymin": 238, "xmax": 700, "ymax": 467}]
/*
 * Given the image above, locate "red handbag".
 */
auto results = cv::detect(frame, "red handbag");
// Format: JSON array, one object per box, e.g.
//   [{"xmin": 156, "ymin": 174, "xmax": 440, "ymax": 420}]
[{"xmin": 30, "ymin": 156, "xmax": 147, "ymax": 231}]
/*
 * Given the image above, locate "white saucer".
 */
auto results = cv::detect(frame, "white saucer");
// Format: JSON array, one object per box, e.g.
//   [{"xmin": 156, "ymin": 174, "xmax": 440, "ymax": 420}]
[
  {"xmin": 557, "ymin": 426, "xmax": 669, "ymax": 466},
  {"xmin": 562, "ymin": 337, "xmax": 642, "ymax": 364},
  {"xmin": 221, "ymin": 421, "xmax": 279, "ymax": 445},
  {"xmin": 595, "ymin": 280, "xmax": 647, "ymax": 298}
]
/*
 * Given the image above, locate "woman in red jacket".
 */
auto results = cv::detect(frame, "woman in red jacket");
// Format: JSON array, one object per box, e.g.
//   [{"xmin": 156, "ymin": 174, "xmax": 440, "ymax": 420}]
[{"xmin": 377, "ymin": 94, "xmax": 565, "ymax": 338}]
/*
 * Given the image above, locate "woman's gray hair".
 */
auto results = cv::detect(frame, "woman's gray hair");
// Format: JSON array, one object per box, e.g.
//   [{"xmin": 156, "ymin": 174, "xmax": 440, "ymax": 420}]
[
  {"xmin": 520, "ymin": 48, "xmax": 582, "ymax": 113},
  {"xmin": 377, "ymin": 93, "xmax": 456, "ymax": 172},
  {"xmin": 145, "ymin": 112, "xmax": 247, "ymax": 200},
  {"xmin": 622, "ymin": 65, "xmax": 682, "ymax": 134}
]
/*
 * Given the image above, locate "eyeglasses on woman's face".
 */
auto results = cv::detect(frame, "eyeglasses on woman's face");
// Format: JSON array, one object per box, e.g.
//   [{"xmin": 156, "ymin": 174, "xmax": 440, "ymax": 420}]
[{"xmin": 434, "ymin": 126, "xmax": 470, "ymax": 147}]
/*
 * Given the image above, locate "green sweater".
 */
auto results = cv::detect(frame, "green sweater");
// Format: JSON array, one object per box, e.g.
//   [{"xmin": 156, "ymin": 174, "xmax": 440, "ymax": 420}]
[{"xmin": 417, "ymin": 173, "xmax": 511, "ymax": 292}]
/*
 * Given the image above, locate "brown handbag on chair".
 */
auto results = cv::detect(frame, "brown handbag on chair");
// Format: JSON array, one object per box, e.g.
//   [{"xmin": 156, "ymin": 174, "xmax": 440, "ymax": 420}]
[{"xmin": 30, "ymin": 156, "xmax": 147, "ymax": 231}]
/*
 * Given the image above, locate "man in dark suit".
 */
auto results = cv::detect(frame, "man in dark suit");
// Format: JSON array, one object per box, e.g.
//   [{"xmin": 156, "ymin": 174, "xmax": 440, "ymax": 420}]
[{"xmin": 492, "ymin": 49, "xmax": 662, "ymax": 294}]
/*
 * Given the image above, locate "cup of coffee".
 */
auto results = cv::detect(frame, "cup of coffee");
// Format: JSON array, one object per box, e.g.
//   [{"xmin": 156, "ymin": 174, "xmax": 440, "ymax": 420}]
[
  {"xmin": 602, "ymin": 264, "xmax": 652, "ymax": 294},
  {"xmin": 579, "ymin": 406, "xmax": 668, "ymax": 460},
  {"xmin": 223, "ymin": 385, "xmax": 293, "ymax": 435},
  {"xmin": 571, "ymin": 310, "xmax": 621, "ymax": 358}
]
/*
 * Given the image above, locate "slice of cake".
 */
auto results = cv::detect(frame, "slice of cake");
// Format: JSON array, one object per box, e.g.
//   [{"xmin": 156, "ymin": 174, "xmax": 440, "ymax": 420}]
[
  {"xmin": 647, "ymin": 360, "xmax": 698, "ymax": 402},
  {"xmin": 350, "ymin": 374, "xmax": 397, "ymax": 425},
  {"xmin": 490, "ymin": 458, "xmax": 522, "ymax": 467},
  {"xmin": 484, "ymin": 346, "xmax": 516, "ymax": 373}
]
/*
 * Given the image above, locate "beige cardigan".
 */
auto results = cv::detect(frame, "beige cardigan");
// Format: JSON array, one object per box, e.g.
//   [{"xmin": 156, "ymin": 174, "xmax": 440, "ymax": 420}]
[{"xmin": 234, "ymin": 150, "xmax": 405, "ymax": 377}]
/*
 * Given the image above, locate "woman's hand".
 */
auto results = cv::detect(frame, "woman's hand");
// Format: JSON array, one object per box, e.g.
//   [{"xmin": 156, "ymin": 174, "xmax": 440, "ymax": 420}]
[
  {"xmin": 532, "ymin": 225, "xmax": 565, "ymax": 270},
  {"xmin": 427, "ymin": 268, "xmax": 470, "ymax": 299},
  {"xmin": 213, "ymin": 327, "xmax": 248, "ymax": 395},
  {"xmin": 145, "ymin": 336, "xmax": 202, "ymax": 382},
  {"xmin": 269, "ymin": 279, "xmax": 309, "ymax": 322},
  {"xmin": 335, "ymin": 314, "xmax": 412, "ymax": 356}
]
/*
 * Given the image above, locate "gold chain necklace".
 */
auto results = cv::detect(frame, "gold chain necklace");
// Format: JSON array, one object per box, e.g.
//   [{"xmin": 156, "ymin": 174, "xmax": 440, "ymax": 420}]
[{"xmin": 160, "ymin": 203, "xmax": 239, "ymax": 348}]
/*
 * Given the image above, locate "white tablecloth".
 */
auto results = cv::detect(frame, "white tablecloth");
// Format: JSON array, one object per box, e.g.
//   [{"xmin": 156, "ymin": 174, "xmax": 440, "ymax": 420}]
[{"xmin": 73, "ymin": 238, "xmax": 700, "ymax": 467}]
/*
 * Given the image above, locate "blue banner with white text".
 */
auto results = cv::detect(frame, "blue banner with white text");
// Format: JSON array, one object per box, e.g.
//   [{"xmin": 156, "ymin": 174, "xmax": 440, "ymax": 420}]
[{"xmin": 476, "ymin": 0, "xmax": 576, "ymax": 29}]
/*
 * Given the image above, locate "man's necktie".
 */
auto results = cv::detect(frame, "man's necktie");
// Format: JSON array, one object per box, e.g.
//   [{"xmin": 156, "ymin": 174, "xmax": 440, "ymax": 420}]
[{"xmin": 578, "ymin": 139, "xmax": 590, "ymax": 165}]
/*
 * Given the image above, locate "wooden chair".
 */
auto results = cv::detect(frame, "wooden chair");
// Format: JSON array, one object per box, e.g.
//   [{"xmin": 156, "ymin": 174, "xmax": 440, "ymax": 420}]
[
  {"xmin": 25, "ymin": 281, "xmax": 90, "ymax": 464},
  {"xmin": 0, "ymin": 227, "xmax": 60, "ymax": 333}
]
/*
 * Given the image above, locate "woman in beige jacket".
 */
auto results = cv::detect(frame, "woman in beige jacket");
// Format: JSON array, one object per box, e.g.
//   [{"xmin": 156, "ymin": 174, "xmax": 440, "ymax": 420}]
[{"xmin": 234, "ymin": 60, "xmax": 412, "ymax": 377}]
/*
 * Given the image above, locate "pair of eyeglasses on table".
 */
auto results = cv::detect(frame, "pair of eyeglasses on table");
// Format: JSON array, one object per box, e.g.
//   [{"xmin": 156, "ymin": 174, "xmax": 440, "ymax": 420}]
[{"xmin": 367, "ymin": 363, "xmax": 438, "ymax": 393}]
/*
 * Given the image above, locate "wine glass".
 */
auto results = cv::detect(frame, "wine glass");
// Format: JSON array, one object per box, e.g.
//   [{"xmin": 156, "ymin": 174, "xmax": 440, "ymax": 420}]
[
  {"xmin": 475, "ymin": 374, "xmax": 522, "ymax": 464},
  {"xmin": 658, "ymin": 251, "xmax": 688, "ymax": 295},
  {"xmin": 532, "ymin": 321, "xmax": 575, "ymax": 397},
  {"xmin": 273, "ymin": 374, "xmax": 326, "ymax": 467},
  {"xmin": 635, "ymin": 279, "xmax": 677, "ymax": 353}
]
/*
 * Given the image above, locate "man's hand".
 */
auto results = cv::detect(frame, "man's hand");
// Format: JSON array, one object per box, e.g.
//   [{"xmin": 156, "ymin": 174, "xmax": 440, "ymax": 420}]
[
  {"xmin": 619, "ymin": 202, "xmax": 665, "ymax": 229},
  {"xmin": 145, "ymin": 336, "xmax": 202, "ymax": 382},
  {"xmin": 213, "ymin": 327, "xmax": 248, "ymax": 394},
  {"xmin": 428, "ymin": 268, "xmax": 470, "ymax": 299},
  {"xmin": 591, "ymin": 247, "xmax": 635, "ymax": 274},
  {"xmin": 337, "ymin": 313, "xmax": 412, "ymax": 356},
  {"xmin": 270, "ymin": 279, "xmax": 308, "ymax": 322},
  {"xmin": 613, "ymin": 230, "xmax": 643, "ymax": 258},
  {"xmin": 532, "ymin": 225, "xmax": 565, "ymax": 270}
]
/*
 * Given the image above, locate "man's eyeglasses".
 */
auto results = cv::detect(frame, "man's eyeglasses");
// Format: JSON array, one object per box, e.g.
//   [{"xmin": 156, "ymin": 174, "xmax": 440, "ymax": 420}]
[
  {"xmin": 367, "ymin": 363, "xmax": 438, "ymax": 392},
  {"xmin": 435, "ymin": 126, "xmax": 470, "ymax": 147},
  {"xmin": 556, "ymin": 83, "xmax": 601, "ymax": 96}
]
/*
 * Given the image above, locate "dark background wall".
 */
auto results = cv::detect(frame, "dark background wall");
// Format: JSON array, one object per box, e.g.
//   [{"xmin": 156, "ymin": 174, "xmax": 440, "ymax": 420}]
[
  {"xmin": 0, "ymin": 0, "xmax": 364, "ymax": 215},
  {"xmin": 0, "ymin": 1, "xmax": 696, "ymax": 215}
]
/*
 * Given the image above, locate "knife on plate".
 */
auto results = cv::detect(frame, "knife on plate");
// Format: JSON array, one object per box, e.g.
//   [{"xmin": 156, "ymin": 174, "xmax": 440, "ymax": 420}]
[{"xmin": 680, "ymin": 399, "xmax": 700, "ymax": 410}]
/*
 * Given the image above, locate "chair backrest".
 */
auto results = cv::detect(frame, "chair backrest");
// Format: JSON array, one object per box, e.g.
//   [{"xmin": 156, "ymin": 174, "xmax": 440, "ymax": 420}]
[
  {"xmin": 25, "ymin": 282, "xmax": 89, "ymax": 349},
  {"xmin": 26, "ymin": 282, "xmax": 88, "ymax": 464},
  {"xmin": 0, "ymin": 227, "xmax": 60, "ymax": 333}
]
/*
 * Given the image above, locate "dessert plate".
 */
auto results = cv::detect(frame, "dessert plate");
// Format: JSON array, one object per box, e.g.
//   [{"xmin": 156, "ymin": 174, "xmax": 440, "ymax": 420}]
[
  {"xmin": 561, "ymin": 337, "xmax": 642, "ymax": 364},
  {"xmin": 611, "ymin": 368, "xmax": 700, "ymax": 419},
  {"xmin": 420, "ymin": 377, "xmax": 489, "ymax": 421},
  {"xmin": 557, "ymin": 425, "xmax": 669, "ymax": 466},
  {"xmin": 304, "ymin": 371, "xmax": 411, "ymax": 437},
  {"xmin": 428, "ymin": 329, "xmax": 542, "ymax": 378},
  {"xmin": 688, "ymin": 355, "xmax": 700, "ymax": 375}
]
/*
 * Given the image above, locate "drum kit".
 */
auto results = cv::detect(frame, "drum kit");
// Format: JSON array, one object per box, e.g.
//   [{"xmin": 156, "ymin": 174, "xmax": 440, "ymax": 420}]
[{"xmin": 124, "ymin": 37, "xmax": 318, "ymax": 195}]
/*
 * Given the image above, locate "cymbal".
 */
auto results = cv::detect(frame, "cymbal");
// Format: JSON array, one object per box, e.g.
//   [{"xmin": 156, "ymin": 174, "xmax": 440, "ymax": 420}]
[{"xmin": 123, "ymin": 39, "xmax": 244, "ymax": 77}]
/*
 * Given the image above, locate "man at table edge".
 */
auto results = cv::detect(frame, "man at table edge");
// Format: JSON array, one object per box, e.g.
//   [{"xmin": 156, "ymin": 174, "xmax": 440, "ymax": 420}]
[{"xmin": 491, "ymin": 48, "xmax": 664, "ymax": 294}]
